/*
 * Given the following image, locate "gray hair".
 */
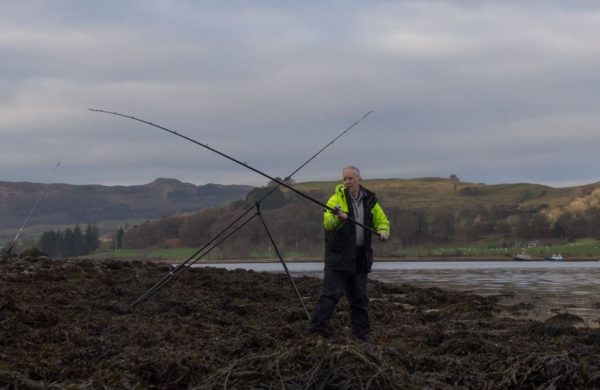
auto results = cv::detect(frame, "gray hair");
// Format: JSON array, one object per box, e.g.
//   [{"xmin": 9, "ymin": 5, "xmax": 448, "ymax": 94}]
[{"xmin": 342, "ymin": 165, "xmax": 361, "ymax": 178}]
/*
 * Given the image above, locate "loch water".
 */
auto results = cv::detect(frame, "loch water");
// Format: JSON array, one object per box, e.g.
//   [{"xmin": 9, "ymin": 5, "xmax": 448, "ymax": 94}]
[{"xmin": 194, "ymin": 260, "xmax": 600, "ymax": 326}]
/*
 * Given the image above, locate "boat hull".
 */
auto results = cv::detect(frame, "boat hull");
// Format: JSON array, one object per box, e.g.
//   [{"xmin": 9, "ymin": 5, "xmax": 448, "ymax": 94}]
[
  {"xmin": 513, "ymin": 255, "xmax": 532, "ymax": 261},
  {"xmin": 544, "ymin": 255, "xmax": 563, "ymax": 261}
]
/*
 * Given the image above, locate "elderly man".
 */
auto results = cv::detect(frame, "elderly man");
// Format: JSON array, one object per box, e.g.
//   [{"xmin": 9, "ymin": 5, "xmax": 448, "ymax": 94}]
[{"xmin": 309, "ymin": 165, "xmax": 390, "ymax": 341}]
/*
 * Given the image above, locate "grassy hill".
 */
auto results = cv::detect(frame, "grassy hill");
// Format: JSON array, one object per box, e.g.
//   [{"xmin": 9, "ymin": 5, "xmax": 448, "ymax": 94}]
[
  {"xmin": 109, "ymin": 177, "xmax": 600, "ymax": 260},
  {"xmin": 293, "ymin": 178, "xmax": 584, "ymax": 217}
]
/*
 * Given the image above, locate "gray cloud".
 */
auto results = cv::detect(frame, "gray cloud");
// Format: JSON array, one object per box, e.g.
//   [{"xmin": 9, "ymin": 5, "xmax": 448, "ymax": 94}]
[{"xmin": 2, "ymin": 1, "xmax": 600, "ymax": 188}]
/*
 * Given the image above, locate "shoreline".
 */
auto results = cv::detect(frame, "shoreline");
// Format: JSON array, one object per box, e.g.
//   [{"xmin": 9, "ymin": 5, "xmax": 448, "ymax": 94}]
[{"xmin": 156, "ymin": 256, "xmax": 600, "ymax": 264}]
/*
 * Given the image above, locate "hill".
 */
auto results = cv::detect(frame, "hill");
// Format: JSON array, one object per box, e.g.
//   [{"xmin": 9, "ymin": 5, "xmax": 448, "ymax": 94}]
[
  {"xmin": 119, "ymin": 177, "xmax": 600, "ymax": 259},
  {"xmin": 292, "ymin": 178, "xmax": 579, "ymax": 214},
  {"xmin": 0, "ymin": 178, "xmax": 253, "ymax": 241}
]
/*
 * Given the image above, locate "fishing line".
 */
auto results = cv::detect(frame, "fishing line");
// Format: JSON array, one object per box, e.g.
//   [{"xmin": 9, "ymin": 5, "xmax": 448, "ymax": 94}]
[{"xmin": 3, "ymin": 126, "xmax": 82, "ymax": 255}]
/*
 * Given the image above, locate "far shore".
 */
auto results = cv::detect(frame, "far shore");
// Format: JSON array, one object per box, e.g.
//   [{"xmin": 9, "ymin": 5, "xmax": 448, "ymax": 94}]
[{"xmin": 153, "ymin": 256, "xmax": 600, "ymax": 264}]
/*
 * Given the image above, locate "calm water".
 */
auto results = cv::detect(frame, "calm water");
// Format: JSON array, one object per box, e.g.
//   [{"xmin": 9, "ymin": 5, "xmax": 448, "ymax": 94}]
[{"xmin": 193, "ymin": 260, "xmax": 600, "ymax": 326}]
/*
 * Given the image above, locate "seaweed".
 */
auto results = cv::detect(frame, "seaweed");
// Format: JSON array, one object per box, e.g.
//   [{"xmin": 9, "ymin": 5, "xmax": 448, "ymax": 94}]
[
  {"xmin": 497, "ymin": 353, "xmax": 586, "ymax": 389},
  {"xmin": 0, "ymin": 255, "xmax": 598, "ymax": 388},
  {"xmin": 201, "ymin": 343, "xmax": 415, "ymax": 389}
]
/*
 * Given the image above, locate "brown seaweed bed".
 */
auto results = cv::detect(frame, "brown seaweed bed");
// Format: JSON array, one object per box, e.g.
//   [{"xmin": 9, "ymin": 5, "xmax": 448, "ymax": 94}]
[{"xmin": 1, "ymin": 255, "xmax": 600, "ymax": 389}]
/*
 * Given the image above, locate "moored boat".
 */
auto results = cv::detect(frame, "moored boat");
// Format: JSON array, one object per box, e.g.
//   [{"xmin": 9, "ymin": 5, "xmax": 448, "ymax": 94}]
[
  {"xmin": 513, "ymin": 252, "xmax": 532, "ymax": 261},
  {"xmin": 544, "ymin": 254, "xmax": 563, "ymax": 261}
]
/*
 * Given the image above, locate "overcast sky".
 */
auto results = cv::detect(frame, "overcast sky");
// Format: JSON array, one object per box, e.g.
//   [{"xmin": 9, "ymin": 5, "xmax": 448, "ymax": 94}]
[{"xmin": 2, "ymin": 1, "xmax": 600, "ymax": 188}]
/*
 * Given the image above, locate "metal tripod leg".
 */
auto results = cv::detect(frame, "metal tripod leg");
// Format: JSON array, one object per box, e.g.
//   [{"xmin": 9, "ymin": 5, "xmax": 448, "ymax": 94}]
[{"xmin": 255, "ymin": 203, "xmax": 311, "ymax": 321}]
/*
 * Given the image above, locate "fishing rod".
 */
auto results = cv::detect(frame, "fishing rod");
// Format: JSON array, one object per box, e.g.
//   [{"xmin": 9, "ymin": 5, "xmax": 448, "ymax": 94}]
[
  {"xmin": 129, "ymin": 110, "xmax": 373, "ymax": 306},
  {"xmin": 135, "ymin": 202, "xmax": 312, "ymax": 319},
  {"xmin": 3, "ymin": 181, "xmax": 51, "ymax": 255},
  {"xmin": 2, "ymin": 127, "xmax": 80, "ymax": 256},
  {"xmin": 89, "ymin": 108, "xmax": 380, "ymax": 237},
  {"xmin": 132, "ymin": 207, "xmax": 257, "ymax": 306},
  {"xmin": 130, "ymin": 110, "xmax": 372, "ymax": 306}
]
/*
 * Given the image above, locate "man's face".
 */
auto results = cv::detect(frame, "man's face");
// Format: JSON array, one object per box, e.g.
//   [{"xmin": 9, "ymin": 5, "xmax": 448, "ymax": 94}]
[{"xmin": 343, "ymin": 168, "xmax": 361, "ymax": 194}]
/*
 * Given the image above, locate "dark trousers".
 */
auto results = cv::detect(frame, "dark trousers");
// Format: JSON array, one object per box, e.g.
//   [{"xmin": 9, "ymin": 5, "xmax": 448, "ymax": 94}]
[{"xmin": 309, "ymin": 267, "xmax": 370, "ymax": 338}]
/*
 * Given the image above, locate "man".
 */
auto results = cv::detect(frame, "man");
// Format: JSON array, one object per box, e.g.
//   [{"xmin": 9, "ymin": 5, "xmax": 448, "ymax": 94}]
[{"xmin": 309, "ymin": 166, "xmax": 390, "ymax": 341}]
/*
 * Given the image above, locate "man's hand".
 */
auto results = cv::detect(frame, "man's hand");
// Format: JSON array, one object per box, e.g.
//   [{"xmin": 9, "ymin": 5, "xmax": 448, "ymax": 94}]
[
  {"xmin": 378, "ymin": 232, "xmax": 388, "ymax": 241},
  {"xmin": 333, "ymin": 205, "xmax": 348, "ymax": 221}
]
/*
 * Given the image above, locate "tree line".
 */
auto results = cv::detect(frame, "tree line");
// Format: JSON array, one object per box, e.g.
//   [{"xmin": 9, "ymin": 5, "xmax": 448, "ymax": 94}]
[
  {"xmin": 118, "ymin": 185, "xmax": 600, "ymax": 258},
  {"xmin": 388, "ymin": 205, "xmax": 600, "ymax": 247},
  {"xmin": 122, "ymin": 187, "xmax": 322, "ymax": 258},
  {"xmin": 38, "ymin": 224, "xmax": 100, "ymax": 257}
]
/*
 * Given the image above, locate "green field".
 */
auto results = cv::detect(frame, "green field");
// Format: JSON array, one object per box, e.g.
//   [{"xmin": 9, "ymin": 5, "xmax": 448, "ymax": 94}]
[
  {"xmin": 386, "ymin": 238, "xmax": 600, "ymax": 259},
  {"xmin": 87, "ymin": 238, "xmax": 600, "ymax": 261},
  {"xmin": 87, "ymin": 247, "xmax": 320, "ymax": 261},
  {"xmin": 86, "ymin": 248, "xmax": 200, "ymax": 261}
]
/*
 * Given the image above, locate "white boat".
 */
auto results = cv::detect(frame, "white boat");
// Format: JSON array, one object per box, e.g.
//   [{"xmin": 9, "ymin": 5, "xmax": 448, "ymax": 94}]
[
  {"xmin": 513, "ymin": 251, "xmax": 532, "ymax": 261},
  {"xmin": 544, "ymin": 254, "xmax": 563, "ymax": 261}
]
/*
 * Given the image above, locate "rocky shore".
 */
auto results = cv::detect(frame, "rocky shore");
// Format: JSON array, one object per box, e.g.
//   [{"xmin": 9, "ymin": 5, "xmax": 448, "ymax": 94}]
[{"xmin": 1, "ymin": 256, "xmax": 599, "ymax": 388}]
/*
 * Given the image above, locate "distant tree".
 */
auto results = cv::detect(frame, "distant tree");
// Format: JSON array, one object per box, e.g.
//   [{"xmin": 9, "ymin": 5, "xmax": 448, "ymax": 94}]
[
  {"xmin": 465, "ymin": 216, "xmax": 484, "ymax": 241},
  {"xmin": 430, "ymin": 209, "xmax": 455, "ymax": 242},
  {"xmin": 392, "ymin": 208, "xmax": 428, "ymax": 246},
  {"xmin": 245, "ymin": 186, "xmax": 288, "ymax": 209},
  {"xmin": 266, "ymin": 176, "xmax": 295, "ymax": 186},
  {"xmin": 491, "ymin": 205, "xmax": 512, "ymax": 220},
  {"xmin": 415, "ymin": 210, "xmax": 428, "ymax": 235},
  {"xmin": 72, "ymin": 225, "xmax": 85, "ymax": 256},
  {"xmin": 38, "ymin": 230, "xmax": 62, "ymax": 257},
  {"xmin": 449, "ymin": 174, "xmax": 459, "ymax": 182},
  {"xmin": 38, "ymin": 224, "xmax": 99, "ymax": 257},
  {"xmin": 122, "ymin": 217, "xmax": 182, "ymax": 249},
  {"xmin": 494, "ymin": 220, "xmax": 511, "ymax": 237},
  {"xmin": 529, "ymin": 214, "xmax": 552, "ymax": 238},
  {"xmin": 551, "ymin": 220, "xmax": 567, "ymax": 239},
  {"xmin": 84, "ymin": 223, "xmax": 100, "ymax": 253},
  {"xmin": 115, "ymin": 226, "xmax": 125, "ymax": 250},
  {"xmin": 267, "ymin": 177, "xmax": 283, "ymax": 187},
  {"xmin": 514, "ymin": 213, "xmax": 551, "ymax": 239},
  {"xmin": 584, "ymin": 207, "xmax": 600, "ymax": 238},
  {"xmin": 62, "ymin": 228, "xmax": 75, "ymax": 257},
  {"xmin": 180, "ymin": 211, "xmax": 219, "ymax": 247},
  {"xmin": 556, "ymin": 212, "xmax": 587, "ymax": 239}
]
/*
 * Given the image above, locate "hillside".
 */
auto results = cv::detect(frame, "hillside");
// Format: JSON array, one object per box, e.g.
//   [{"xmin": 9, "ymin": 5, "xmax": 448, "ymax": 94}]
[
  {"xmin": 0, "ymin": 178, "xmax": 253, "ymax": 240},
  {"xmin": 292, "ymin": 178, "xmax": 579, "ymax": 214},
  {"xmin": 120, "ymin": 177, "xmax": 600, "ymax": 259}
]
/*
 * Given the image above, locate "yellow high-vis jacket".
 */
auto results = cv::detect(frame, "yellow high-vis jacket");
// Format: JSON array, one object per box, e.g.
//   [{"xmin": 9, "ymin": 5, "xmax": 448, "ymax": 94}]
[{"xmin": 322, "ymin": 184, "xmax": 390, "ymax": 272}]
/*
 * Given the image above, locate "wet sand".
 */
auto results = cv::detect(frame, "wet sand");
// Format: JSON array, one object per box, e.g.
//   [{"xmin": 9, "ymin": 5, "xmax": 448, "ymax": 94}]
[{"xmin": 1, "ymin": 256, "xmax": 599, "ymax": 388}]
